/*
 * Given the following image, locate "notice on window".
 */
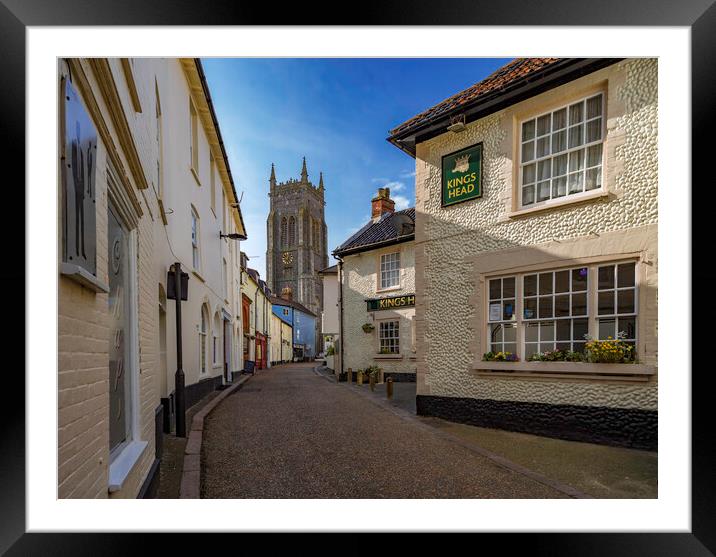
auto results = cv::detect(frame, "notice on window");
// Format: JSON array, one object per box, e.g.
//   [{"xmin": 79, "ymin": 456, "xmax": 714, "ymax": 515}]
[{"xmin": 489, "ymin": 303, "xmax": 502, "ymax": 322}]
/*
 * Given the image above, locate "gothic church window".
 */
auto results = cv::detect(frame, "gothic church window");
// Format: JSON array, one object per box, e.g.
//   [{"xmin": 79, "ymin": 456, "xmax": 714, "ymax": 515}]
[
  {"xmin": 281, "ymin": 217, "xmax": 287, "ymax": 247},
  {"xmin": 289, "ymin": 216, "xmax": 296, "ymax": 246}
]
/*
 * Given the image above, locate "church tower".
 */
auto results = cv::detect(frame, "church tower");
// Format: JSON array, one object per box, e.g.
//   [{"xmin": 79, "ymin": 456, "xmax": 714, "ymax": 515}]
[{"xmin": 266, "ymin": 158, "xmax": 329, "ymax": 351}]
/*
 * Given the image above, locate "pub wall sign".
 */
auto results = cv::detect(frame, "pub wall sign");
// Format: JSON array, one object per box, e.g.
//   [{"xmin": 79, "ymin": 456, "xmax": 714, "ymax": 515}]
[
  {"xmin": 366, "ymin": 294, "xmax": 415, "ymax": 312},
  {"xmin": 441, "ymin": 143, "xmax": 483, "ymax": 207}
]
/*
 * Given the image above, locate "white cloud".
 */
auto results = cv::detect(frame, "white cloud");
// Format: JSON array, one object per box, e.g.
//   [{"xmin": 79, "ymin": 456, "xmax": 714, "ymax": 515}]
[
  {"xmin": 393, "ymin": 195, "xmax": 410, "ymax": 210},
  {"xmin": 399, "ymin": 170, "xmax": 416, "ymax": 179},
  {"xmin": 384, "ymin": 181, "xmax": 405, "ymax": 192}
]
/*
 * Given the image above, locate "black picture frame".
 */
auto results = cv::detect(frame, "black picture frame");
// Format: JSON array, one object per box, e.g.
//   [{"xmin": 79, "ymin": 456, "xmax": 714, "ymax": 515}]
[{"xmin": 4, "ymin": 0, "xmax": 706, "ymax": 552}]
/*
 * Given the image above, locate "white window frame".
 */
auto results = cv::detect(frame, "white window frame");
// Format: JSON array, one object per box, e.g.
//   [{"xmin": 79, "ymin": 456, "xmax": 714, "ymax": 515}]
[
  {"xmin": 518, "ymin": 92, "xmax": 606, "ymax": 210},
  {"xmin": 521, "ymin": 266, "xmax": 590, "ymax": 358},
  {"xmin": 200, "ymin": 306, "xmax": 209, "ymax": 374},
  {"xmin": 106, "ymin": 200, "xmax": 147, "ymax": 493},
  {"xmin": 189, "ymin": 98, "xmax": 199, "ymax": 178},
  {"xmin": 191, "ymin": 207, "xmax": 200, "ymax": 271},
  {"xmin": 378, "ymin": 319, "xmax": 400, "ymax": 354},
  {"xmin": 486, "ymin": 276, "xmax": 518, "ymax": 355},
  {"xmin": 379, "ymin": 251, "xmax": 401, "ymax": 291},
  {"xmin": 155, "ymin": 85, "xmax": 163, "ymax": 199},
  {"xmin": 210, "ymin": 152, "xmax": 216, "ymax": 216},
  {"xmin": 485, "ymin": 260, "xmax": 638, "ymax": 360},
  {"xmin": 596, "ymin": 261, "xmax": 638, "ymax": 346},
  {"xmin": 223, "ymin": 258, "xmax": 228, "ymax": 300}
]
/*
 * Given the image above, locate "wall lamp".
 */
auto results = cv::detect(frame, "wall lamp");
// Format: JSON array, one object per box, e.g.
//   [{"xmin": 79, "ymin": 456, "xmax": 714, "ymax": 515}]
[{"xmin": 447, "ymin": 113, "xmax": 466, "ymax": 133}]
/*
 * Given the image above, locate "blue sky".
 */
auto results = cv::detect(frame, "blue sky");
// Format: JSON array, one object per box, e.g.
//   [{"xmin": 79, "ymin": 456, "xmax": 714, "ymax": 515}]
[{"xmin": 202, "ymin": 58, "xmax": 511, "ymax": 278}]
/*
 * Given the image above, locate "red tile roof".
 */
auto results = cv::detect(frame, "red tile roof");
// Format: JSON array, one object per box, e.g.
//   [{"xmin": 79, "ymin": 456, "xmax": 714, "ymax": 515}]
[{"xmin": 389, "ymin": 58, "xmax": 562, "ymax": 138}]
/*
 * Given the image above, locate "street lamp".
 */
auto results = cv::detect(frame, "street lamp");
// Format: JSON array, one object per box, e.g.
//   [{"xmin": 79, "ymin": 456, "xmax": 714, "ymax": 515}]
[{"xmin": 220, "ymin": 231, "xmax": 246, "ymax": 240}]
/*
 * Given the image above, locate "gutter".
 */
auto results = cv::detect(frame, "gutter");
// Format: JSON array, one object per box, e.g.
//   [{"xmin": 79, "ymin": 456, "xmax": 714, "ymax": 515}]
[
  {"xmin": 333, "ymin": 233, "xmax": 414, "ymax": 259},
  {"xmin": 194, "ymin": 58, "xmax": 248, "ymax": 240},
  {"xmin": 388, "ymin": 58, "xmax": 623, "ymax": 157},
  {"xmin": 336, "ymin": 255, "xmax": 345, "ymax": 376}
]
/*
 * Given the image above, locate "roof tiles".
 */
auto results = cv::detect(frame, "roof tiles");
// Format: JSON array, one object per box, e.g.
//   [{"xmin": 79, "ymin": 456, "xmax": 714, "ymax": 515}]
[{"xmin": 389, "ymin": 58, "xmax": 561, "ymax": 138}]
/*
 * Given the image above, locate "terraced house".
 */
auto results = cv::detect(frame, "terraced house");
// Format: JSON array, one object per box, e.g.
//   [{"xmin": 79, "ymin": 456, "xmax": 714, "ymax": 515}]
[
  {"xmin": 388, "ymin": 58, "xmax": 658, "ymax": 449},
  {"xmin": 57, "ymin": 57, "xmax": 247, "ymax": 498},
  {"xmin": 333, "ymin": 187, "xmax": 417, "ymax": 382}
]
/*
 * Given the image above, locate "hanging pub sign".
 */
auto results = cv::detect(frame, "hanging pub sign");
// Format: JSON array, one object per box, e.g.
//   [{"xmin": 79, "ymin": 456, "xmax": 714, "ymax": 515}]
[
  {"xmin": 61, "ymin": 77, "xmax": 98, "ymax": 274},
  {"xmin": 441, "ymin": 143, "xmax": 483, "ymax": 207},
  {"xmin": 366, "ymin": 294, "xmax": 415, "ymax": 312}
]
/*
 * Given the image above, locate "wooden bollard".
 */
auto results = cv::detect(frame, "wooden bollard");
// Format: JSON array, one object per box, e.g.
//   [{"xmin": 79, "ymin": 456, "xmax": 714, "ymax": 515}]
[
  {"xmin": 348, "ymin": 368, "xmax": 352, "ymax": 384},
  {"xmin": 369, "ymin": 373, "xmax": 375, "ymax": 391},
  {"xmin": 386, "ymin": 377, "xmax": 394, "ymax": 399},
  {"xmin": 357, "ymin": 370, "xmax": 364, "ymax": 386}
]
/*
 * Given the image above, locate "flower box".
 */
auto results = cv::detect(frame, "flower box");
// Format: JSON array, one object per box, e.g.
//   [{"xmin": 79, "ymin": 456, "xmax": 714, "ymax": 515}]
[{"xmin": 473, "ymin": 360, "xmax": 656, "ymax": 381}]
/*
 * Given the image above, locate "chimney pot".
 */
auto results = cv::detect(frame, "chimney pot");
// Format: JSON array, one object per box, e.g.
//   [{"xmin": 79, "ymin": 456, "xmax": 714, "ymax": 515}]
[{"xmin": 371, "ymin": 187, "xmax": 395, "ymax": 221}]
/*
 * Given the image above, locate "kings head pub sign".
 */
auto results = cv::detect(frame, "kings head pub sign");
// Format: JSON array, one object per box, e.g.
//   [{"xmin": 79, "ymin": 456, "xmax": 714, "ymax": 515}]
[
  {"xmin": 441, "ymin": 143, "xmax": 483, "ymax": 207},
  {"xmin": 366, "ymin": 294, "xmax": 415, "ymax": 312}
]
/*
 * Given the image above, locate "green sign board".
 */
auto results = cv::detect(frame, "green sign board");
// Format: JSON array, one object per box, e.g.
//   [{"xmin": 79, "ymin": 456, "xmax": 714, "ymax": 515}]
[
  {"xmin": 441, "ymin": 143, "xmax": 483, "ymax": 207},
  {"xmin": 366, "ymin": 294, "xmax": 415, "ymax": 312}
]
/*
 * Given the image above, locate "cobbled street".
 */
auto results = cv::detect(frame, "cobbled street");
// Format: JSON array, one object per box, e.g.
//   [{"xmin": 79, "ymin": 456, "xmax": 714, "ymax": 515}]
[{"xmin": 201, "ymin": 363, "xmax": 568, "ymax": 498}]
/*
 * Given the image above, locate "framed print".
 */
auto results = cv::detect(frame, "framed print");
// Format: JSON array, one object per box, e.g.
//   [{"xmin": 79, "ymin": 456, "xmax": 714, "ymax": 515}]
[{"xmin": 3, "ymin": 0, "xmax": 708, "ymax": 553}]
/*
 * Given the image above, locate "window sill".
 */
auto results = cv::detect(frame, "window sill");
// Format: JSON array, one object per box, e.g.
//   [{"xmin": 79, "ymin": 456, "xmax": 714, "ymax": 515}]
[
  {"xmin": 375, "ymin": 286, "xmax": 402, "ymax": 294},
  {"xmin": 108, "ymin": 440, "xmax": 148, "ymax": 493},
  {"xmin": 190, "ymin": 166, "xmax": 201, "ymax": 186},
  {"xmin": 473, "ymin": 360, "xmax": 656, "ymax": 382},
  {"xmin": 374, "ymin": 354, "xmax": 403, "ymax": 360},
  {"xmin": 60, "ymin": 262, "xmax": 109, "ymax": 293},
  {"xmin": 505, "ymin": 190, "xmax": 610, "ymax": 219}
]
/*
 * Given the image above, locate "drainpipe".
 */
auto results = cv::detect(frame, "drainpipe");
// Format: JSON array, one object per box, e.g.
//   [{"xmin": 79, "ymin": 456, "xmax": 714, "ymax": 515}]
[
  {"xmin": 335, "ymin": 255, "xmax": 345, "ymax": 376},
  {"xmin": 254, "ymin": 284, "xmax": 259, "ymax": 366}
]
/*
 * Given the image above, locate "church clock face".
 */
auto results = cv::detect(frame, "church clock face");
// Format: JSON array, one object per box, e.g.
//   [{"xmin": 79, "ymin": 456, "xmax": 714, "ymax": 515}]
[{"xmin": 282, "ymin": 251, "xmax": 293, "ymax": 265}]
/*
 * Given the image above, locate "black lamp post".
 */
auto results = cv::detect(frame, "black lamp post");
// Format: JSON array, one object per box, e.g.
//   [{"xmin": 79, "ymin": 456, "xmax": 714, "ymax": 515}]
[{"xmin": 167, "ymin": 262, "xmax": 188, "ymax": 437}]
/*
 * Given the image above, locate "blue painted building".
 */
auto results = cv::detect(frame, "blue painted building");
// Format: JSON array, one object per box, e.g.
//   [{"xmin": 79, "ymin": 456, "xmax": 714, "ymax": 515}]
[{"xmin": 271, "ymin": 292, "xmax": 317, "ymax": 361}]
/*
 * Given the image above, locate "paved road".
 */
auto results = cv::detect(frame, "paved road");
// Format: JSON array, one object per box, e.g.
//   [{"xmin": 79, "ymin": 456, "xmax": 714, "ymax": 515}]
[{"xmin": 201, "ymin": 362, "xmax": 567, "ymax": 498}]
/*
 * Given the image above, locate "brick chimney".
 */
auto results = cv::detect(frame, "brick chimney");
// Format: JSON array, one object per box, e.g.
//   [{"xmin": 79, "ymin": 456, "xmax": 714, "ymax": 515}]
[
  {"xmin": 281, "ymin": 286, "xmax": 293, "ymax": 302},
  {"xmin": 371, "ymin": 187, "xmax": 395, "ymax": 221}
]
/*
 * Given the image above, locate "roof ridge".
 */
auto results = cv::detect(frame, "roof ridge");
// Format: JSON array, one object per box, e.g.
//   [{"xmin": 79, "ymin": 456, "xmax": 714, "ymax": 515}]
[{"xmin": 388, "ymin": 58, "xmax": 562, "ymax": 137}]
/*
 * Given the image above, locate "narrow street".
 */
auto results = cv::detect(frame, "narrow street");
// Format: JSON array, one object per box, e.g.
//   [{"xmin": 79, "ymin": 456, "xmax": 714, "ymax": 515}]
[{"xmin": 201, "ymin": 363, "xmax": 568, "ymax": 499}]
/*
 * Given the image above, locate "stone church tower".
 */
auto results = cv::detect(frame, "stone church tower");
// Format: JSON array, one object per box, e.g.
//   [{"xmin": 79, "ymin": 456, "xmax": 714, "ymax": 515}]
[{"xmin": 266, "ymin": 158, "xmax": 328, "ymax": 345}]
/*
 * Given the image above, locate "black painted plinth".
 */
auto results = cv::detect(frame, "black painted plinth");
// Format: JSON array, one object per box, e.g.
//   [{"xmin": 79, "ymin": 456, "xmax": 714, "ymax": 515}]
[{"xmin": 416, "ymin": 395, "xmax": 657, "ymax": 450}]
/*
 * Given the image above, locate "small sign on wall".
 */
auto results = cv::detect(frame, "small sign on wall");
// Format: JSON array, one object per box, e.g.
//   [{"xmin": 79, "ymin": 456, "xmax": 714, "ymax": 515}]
[
  {"xmin": 366, "ymin": 294, "xmax": 415, "ymax": 312},
  {"xmin": 61, "ymin": 77, "xmax": 98, "ymax": 275},
  {"xmin": 441, "ymin": 143, "xmax": 483, "ymax": 207}
]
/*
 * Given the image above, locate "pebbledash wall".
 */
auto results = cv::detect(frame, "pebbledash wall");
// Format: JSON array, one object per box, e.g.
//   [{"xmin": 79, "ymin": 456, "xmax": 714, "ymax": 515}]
[
  {"xmin": 342, "ymin": 242, "xmax": 417, "ymax": 381},
  {"xmin": 412, "ymin": 59, "xmax": 658, "ymax": 449}
]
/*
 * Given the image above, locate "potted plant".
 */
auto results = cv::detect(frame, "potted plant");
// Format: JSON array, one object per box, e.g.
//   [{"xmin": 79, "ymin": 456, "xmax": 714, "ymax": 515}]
[
  {"xmin": 527, "ymin": 349, "xmax": 585, "ymax": 362},
  {"xmin": 482, "ymin": 351, "xmax": 519, "ymax": 362},
  {"xmin": 584, "ymin": 332, "xmax": 636, "ymax": 363},
  {"xmin": 362, "ymin": 323, "xmax": 375, "ymax": 333},
  {"xmin": 364, "ymin": 364, "xmax": 382, "ymax": 389}
]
